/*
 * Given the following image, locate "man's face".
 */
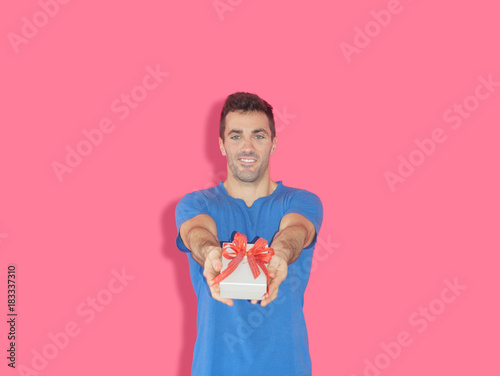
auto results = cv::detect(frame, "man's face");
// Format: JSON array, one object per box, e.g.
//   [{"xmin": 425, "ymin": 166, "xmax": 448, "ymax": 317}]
[{"xmin": 219, "ymin": 111, "xmax": 277, "ymax": 183}]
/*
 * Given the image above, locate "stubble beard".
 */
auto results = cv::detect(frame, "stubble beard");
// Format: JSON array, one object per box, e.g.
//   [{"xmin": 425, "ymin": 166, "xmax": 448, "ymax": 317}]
[{"xmin": 227, "ymin": 155, "xmax": 270, "ymax": 183}]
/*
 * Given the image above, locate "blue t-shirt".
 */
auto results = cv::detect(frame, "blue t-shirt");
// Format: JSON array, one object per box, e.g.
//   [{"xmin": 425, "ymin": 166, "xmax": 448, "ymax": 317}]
[{"xmin": 175, "ymin": 181, "xmax": 323, "ymax": 376}]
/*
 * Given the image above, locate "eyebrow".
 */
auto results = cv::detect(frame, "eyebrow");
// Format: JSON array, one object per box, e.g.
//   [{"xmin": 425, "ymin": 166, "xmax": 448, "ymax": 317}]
[
  {"xmin": 252, "ymin": 128, "xmax": 269, "ymax": 135},
  {"xmin": 227, "ymin": 128, "xmax": 269, "ymax": 136}
]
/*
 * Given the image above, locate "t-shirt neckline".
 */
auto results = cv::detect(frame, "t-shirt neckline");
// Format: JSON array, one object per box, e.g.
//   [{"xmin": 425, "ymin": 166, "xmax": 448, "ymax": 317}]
[{"xmin": 218, "ymin": 180, "xmax": 283, "ymax": 208}]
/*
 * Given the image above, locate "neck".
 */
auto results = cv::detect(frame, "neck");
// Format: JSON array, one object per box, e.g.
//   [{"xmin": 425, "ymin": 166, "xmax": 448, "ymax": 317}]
[{"xmin": 223, "ymin": 172, "xmax": 278, "ymax": 207}]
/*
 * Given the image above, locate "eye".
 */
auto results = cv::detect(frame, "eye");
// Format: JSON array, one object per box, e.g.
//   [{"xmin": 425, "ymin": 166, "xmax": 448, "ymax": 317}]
[
  {"xmin": 255, "ymin": 134, "xmax": 264, "ymax": 139},
  {"xmin": 231, "ymin": 135, "xmax": 240, "ymax": 140}
]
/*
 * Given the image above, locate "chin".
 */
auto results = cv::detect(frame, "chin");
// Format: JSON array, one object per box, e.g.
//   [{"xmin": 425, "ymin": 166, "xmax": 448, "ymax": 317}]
[{"xmin": 235, "ymin": 172, "xmax": 260, "ymax": 183}]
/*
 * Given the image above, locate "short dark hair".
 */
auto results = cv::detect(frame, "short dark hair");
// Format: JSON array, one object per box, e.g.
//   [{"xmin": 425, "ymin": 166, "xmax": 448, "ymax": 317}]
[{"xmin": 219, "ymin": 92, "xmax": 275, "ymax": 140}]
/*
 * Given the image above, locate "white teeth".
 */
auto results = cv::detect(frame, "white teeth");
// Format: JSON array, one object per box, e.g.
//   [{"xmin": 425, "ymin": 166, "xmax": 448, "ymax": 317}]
[{"xmin": 240, "ymin": 159, "xmax": 255, "ymax": 162}]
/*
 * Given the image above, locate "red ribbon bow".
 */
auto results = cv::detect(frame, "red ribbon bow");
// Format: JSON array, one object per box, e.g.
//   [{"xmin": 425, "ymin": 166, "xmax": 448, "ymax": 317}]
[{"xmin": 211, "ymin": 232, "xmax": 275, "ymax": 295}]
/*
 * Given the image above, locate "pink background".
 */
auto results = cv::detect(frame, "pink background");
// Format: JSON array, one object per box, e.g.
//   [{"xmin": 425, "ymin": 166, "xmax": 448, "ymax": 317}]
[{"xmin": 1, "ymin": 0, "xmax": 499, "ymax": 375}]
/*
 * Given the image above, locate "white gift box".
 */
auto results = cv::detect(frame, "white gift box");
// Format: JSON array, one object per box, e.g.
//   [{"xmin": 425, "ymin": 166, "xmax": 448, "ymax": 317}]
[{"xmin": 219, "ymin": 243, "xmax": 269, "ymax": 300}]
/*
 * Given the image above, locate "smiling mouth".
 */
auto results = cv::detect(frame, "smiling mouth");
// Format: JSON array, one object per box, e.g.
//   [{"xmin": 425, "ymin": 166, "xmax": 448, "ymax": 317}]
[{"xmin": 238, "ymin": 157, "xmax": 257, "ymax": 165}]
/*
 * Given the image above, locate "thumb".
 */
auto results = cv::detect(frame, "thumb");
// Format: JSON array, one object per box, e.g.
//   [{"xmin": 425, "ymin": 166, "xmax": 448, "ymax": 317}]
[
  {"xmin": 267, "ymin": 257, "xmax": 279, "ymax": 278},
  {"xmin": 208, "ymin": 250, "xmax": 222, "ymax": 272}
]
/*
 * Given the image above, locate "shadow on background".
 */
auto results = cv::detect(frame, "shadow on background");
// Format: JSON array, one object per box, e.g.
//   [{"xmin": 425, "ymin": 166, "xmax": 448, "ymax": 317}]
[
  {"xmin": 205, "ymin": 98, "xmax": 227, "ymax": 180},
  {"xmin": 160, "ymin": 98, "xmax": 227, "ymax": 375},
  {"xmin": 160, "ymin": 200, "xmax": 196, "ymax": 376}
]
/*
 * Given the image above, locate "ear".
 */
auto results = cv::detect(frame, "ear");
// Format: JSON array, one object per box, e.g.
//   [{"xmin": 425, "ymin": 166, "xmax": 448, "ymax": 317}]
[
  {"xmin": 270, "ymin": 136, "xmax": 277, "ymax": 155},
  {"xmin": 219, "ymin": 137, "xmax": 227, "ymax": 156}
]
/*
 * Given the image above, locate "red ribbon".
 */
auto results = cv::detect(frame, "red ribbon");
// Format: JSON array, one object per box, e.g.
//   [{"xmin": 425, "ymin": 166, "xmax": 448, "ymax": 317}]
[{"xmin": 211, "ymin": 232, "xmax": 275, "ymax": 295}]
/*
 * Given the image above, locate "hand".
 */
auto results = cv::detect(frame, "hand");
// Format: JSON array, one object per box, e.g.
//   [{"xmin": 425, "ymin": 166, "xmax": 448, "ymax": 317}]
[
  {"xmin": 202, "ymin": 246, "xmax": 234, "ymax": 307},
  {"xmin": 251, "ymin": 250, "xmax": 288, "ymax": 307}
]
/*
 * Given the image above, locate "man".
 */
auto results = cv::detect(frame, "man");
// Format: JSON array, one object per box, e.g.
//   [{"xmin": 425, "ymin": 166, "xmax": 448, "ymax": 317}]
[{"xmin": 175, "ymin": 92, "xmax": 323, "ymax": 376}]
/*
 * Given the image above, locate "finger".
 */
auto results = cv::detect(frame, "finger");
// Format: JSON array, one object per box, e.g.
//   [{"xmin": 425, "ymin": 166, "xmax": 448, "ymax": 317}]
[
  {"xmin": 250, "ymin": 299, "xmax": 259, "ymax": 305},
  {"xmin": 203, "ymin": 267, "xmax": 218, "ymax": 283},
  {"xmin": 267, "ymin": 265, "xmax": 287, "ymax": 291},
  {"xmin": 261, "ymin": 287, "xmax": 279, "ymax": 307},
  {"xmin": 208, "ymin": 251, "xmax": 222, "ymax": 272},
  {"xmin": 265, "ymin": 279, "xmax": 281, "ymax": 304},
  {"xmin": 261, "ymin": 270, "xmax": 286, "ymax": 307},
  {"xmin": 206, "ymin": 273, "xmax": 220, "ymax": 292},
  {"xmin": 268, "ymin": 276, "xmax": 281, "ymax": 294},
  {"xmin": 267, "ymin": 259, "xmax": 279, "ymax": 279},
  {"xmin": 212, "ymin": 281, "xmax": 220, "ymax": 292},
  {"xmin": 205, "ymin": 272, "xmax": 227, "ymax": 299}
]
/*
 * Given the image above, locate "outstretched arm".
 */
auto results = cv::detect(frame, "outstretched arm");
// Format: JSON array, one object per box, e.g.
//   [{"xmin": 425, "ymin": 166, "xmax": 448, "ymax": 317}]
[
  {"xmin": 256, "ymin": 212, "xmax": 316, "ymax": 307},
  {"xmin": 179, "ymin": 214, "xmax": 234, "ymax": 306}
]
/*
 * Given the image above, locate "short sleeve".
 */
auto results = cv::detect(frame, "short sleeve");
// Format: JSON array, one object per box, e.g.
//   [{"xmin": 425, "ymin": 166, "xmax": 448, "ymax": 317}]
[
  {"xmin": 175, "ymin": 192, "xmax": 211, "ymax": 252},
  {"xmin": 283, "ymin": 189, "xmax": 323, "ymax": 249}
]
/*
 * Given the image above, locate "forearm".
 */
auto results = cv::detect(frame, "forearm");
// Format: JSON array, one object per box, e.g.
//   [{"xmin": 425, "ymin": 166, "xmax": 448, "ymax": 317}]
[
  {"xmin": 270, "ymin": 224, "xmax": 311, "ymax": 264},
  {"xmin": 185, "ymin": 226, "xmax": 221, "ymax": 266}
]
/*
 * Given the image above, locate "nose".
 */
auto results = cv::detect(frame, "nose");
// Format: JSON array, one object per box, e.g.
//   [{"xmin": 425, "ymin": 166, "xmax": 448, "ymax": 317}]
[{"xmin": 242, "ymin": 136, "xmax": 255, "ymax": 153}]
